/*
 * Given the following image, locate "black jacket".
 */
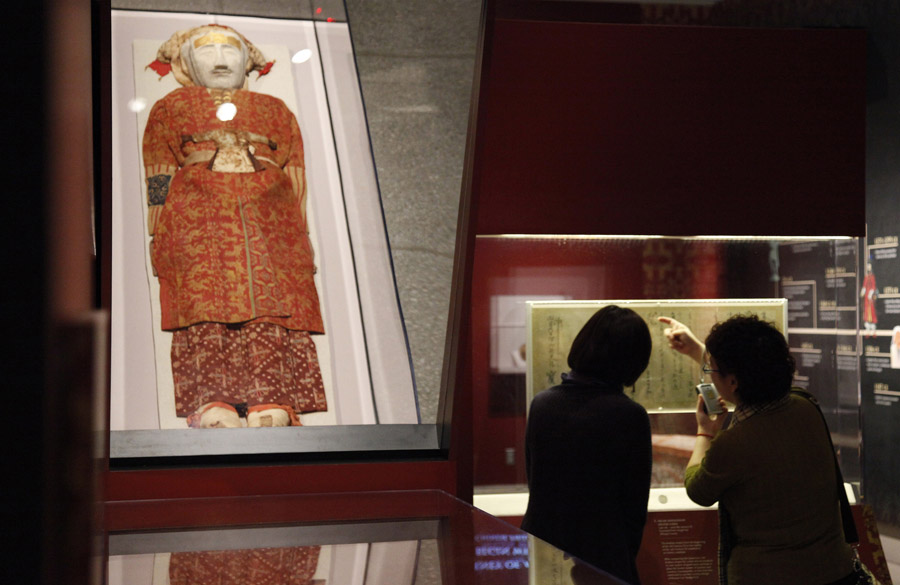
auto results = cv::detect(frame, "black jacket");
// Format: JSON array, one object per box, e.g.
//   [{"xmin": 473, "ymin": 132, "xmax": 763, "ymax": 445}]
[{"xmin": 521, "ymin": 375, "xmax": 652, "ymax": 584}]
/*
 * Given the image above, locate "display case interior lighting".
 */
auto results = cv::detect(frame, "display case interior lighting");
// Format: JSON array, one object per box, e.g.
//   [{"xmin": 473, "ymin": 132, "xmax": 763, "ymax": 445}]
[
  {"xmin": 216, "ymin": 102, "xmax": 237, "ymax": 121},
  {"xmin": 586, "ymin": 0, "xmax": 722, "ymax": 5},
  {"xmin": 127, "ymin": 97, "xmax": 147, "ymax": 113},
  {"xmin": 478, "ymin": 235, "xmax": 855, "ymax": 241},
  {"xmin": 292, "ymin": 49, "xmax": 313, "ymax": 64}
]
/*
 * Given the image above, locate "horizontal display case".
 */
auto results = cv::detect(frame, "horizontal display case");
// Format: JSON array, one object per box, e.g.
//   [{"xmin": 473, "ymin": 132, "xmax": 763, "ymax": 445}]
[{"xmin": 105, "ymin": 491, "xmax": 634, "ymax": 585}]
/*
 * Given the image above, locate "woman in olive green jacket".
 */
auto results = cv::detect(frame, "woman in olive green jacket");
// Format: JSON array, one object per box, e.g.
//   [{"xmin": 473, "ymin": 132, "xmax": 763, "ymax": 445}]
[{"xmin": 660, "ymin": 315, "xmax": 856, "ymax": 585}]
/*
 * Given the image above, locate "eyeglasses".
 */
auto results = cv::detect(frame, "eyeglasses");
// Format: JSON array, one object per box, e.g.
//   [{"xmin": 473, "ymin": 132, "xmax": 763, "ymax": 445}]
[{"xmin": 701, "ymin": 364, "xmax": 720, "ymax": 375}]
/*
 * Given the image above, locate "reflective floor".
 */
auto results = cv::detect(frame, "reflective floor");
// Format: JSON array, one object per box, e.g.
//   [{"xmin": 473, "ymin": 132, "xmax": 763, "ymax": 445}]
[{"xmin": 105, "ymin": 490, "xmax": 628, "ymax": 585}]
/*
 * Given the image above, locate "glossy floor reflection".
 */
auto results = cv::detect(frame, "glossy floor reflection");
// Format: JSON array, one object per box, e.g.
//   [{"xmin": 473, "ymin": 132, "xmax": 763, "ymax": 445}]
[{"xmin": 106, "ymin": 491, "xmax": 628, "ymax": 585}]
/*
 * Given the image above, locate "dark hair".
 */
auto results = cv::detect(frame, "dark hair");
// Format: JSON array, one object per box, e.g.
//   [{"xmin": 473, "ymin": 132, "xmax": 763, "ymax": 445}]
[
  {"xmin": 567, "ymin": 305, "xmax": 652, "ymax": 386},
  {"xmin": 705, "ymin": 314, "xmax": 795, "ymax": 406}
]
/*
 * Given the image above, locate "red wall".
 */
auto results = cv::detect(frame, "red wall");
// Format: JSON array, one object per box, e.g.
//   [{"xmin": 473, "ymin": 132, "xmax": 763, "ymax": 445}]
[{"xmin": 474, "ymin": 20, "xmax": 866, "ymax": 237}]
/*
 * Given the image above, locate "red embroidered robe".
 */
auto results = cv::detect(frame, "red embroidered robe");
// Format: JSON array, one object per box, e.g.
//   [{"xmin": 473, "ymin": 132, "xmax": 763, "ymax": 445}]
[{"xmin": 142, "ymin": 86, "xmax": 324, "ymax": 334}]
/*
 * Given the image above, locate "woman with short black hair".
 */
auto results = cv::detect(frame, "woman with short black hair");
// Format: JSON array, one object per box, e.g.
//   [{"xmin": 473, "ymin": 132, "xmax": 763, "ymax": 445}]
[
  {"xmin": 522, "ymin": 305, "xmax": 653, "ymax": 584},
  {"xmin": 567, "ymin": 305, "xmax": 654, "ymax": 388}
]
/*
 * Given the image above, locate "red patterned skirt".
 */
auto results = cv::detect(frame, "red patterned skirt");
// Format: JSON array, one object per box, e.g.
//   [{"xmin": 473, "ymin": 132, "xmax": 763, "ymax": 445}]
[
  {"xmin": 169, "ymin": 546, "xmax": 320, "ymax": 585},
  {"xmin": 171, "ymin": 321, "xmax": 326, "ymax": 417}
]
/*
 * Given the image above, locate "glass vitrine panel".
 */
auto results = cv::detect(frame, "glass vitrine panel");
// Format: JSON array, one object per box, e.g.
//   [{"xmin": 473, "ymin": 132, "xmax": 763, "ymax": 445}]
[
  {"xmin": 471, "ymin": 235, "xmax": 861, "ymax": 511},
  {"xmin": 106, "ymin": 496, "xmax": 631, "ymax": 585},
  {"xmin": 104, "ymin": 0, "xmax": 478, "ymax": 461}
]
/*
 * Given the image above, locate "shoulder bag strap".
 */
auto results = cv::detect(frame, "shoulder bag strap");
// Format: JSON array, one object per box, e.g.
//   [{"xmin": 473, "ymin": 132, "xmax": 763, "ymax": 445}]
[{"xmin": 790, "ymin": 388, "xmax": 858, "ymax": 544}]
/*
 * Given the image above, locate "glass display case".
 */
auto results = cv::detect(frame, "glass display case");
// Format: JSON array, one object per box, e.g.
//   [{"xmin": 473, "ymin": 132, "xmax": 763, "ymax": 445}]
[
  {"xmin": 96, "ymin": 0, "xmax": 484, "ymax": 506},
  {"xmin": 104, "ymin": 491, "xmax": 892, "ymax": 585},
  {"xmin": 104, "ymin": 1, "xmax": 458, "ymax": 466},
  {"xmin": 459, "ymin": 2, "xmax": 867, "ymax": 516},
  {"xmin": 470, "ymin": 235, "xmax": 862, "ymax": 505}
]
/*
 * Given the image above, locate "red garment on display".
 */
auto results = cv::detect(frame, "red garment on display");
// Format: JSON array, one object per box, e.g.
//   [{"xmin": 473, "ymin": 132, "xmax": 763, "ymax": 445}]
[
  {"xmin": 862, "ymin": 272, "xmax": 877, "ymax": 324},
  {"xmin": 171, "ymin": 322, "xmax": 325, "ymax": 416},
  {"xmin": 169, "ymin": 546, "xmax": 320, "ymax": 585},
  {"xmin": 142, "ymin": 86, "xmax": 323, "ymax": 333},
  {"xmin": 143, "ymin": 86, "xmax": 328, "ymax": 417}
]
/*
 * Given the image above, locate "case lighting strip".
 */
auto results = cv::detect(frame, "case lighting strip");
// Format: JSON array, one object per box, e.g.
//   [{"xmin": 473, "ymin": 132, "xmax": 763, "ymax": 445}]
[
  {"xmin": 473, "ymin": 485, "xmax": 856, "ymax": 517},
  {"xmin": 477, "ymin": 235, "xmax": 854, "ymax": 241}
]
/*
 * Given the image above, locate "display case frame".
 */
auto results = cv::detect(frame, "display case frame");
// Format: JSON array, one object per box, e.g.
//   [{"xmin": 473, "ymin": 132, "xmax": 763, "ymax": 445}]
[{"xmin": 467, "ymin": 234, "xmax": 864, "ymax": 493}]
